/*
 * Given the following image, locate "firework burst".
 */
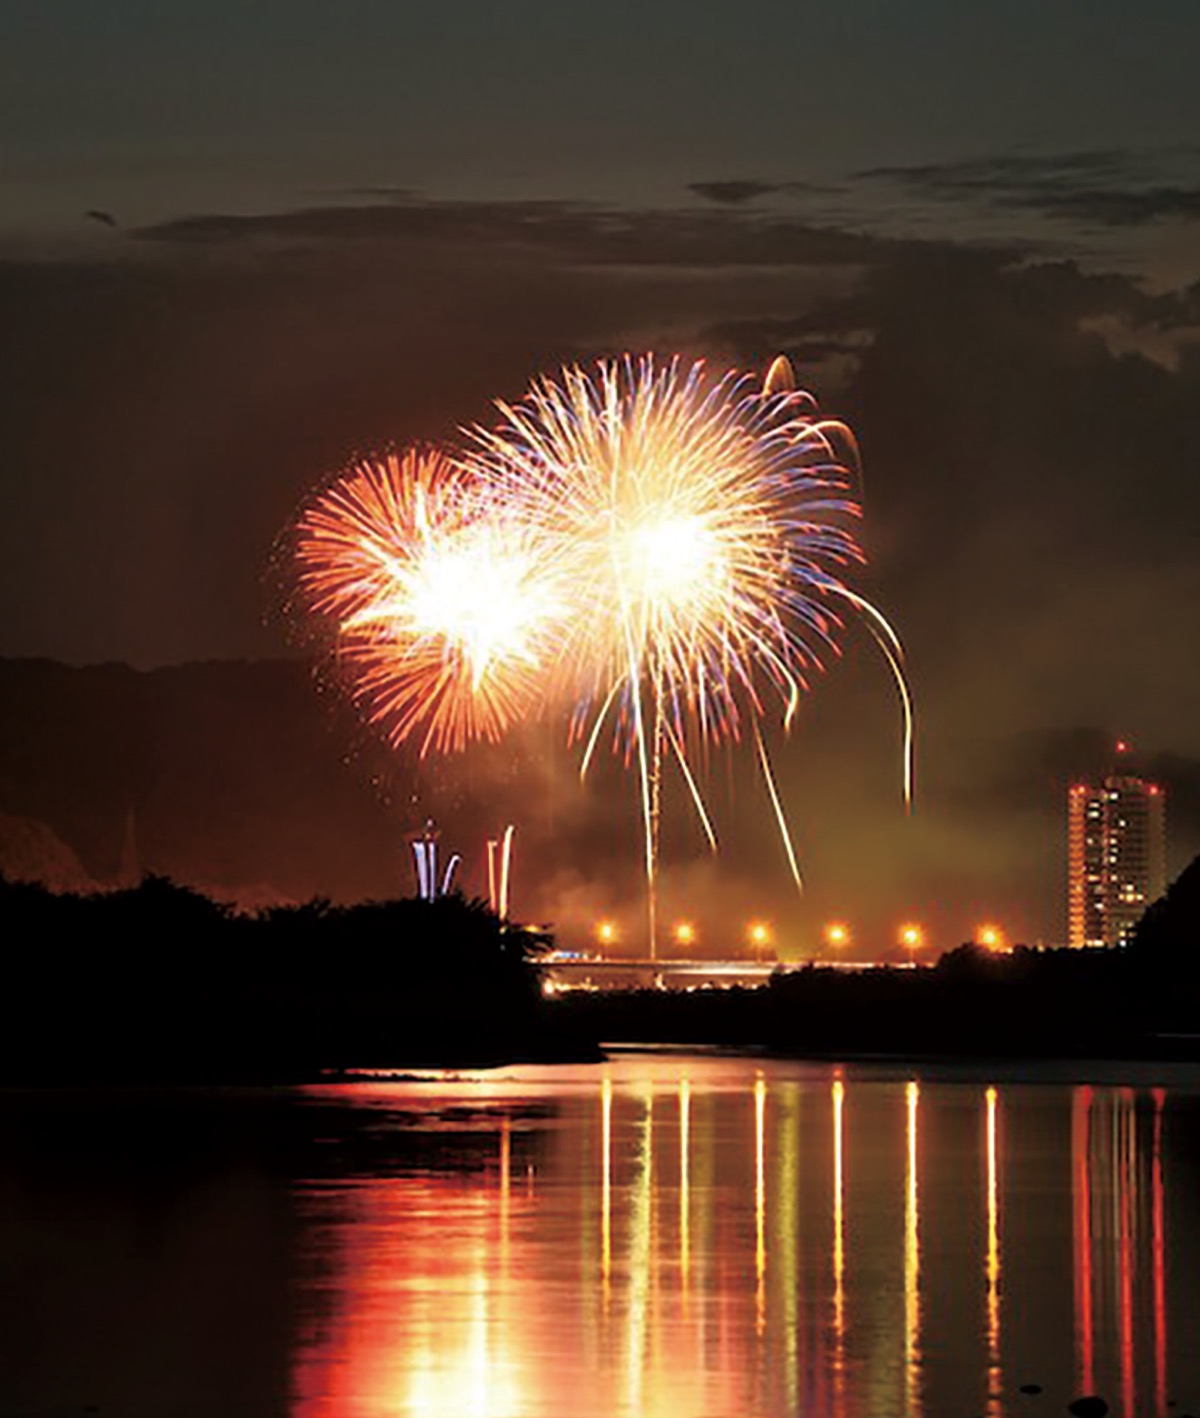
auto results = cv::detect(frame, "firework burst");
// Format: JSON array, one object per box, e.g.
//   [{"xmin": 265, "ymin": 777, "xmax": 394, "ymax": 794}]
[
  {"xmin": 470, "ymin": 355, "xmax": 873, "ymax": 746},
  {"xmin": 294, "ymin": 447, "xmax": 566, "ymax": 756}
]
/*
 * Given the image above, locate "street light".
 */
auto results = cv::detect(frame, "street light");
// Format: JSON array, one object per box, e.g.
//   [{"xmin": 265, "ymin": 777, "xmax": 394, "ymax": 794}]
[
  {"xmin": 975, "ymin": 922, "xmax": 1006, "ymax": 952},
  {"xmin": 748, "ymin": 921, "xmax": 771, "ymax": 959},
  {"xmin": 824, "ymin": 921, "xmax": 850, "ymax": 950},
  {"xmin": 673, "ymin": 921, "xmax": 697, "ymax": 951},
  {"xmin": 899, "ymin": 922, "xmax": 924, "ymax": 961},
  {"xmin": 596, "ymin": 919, "xmax": 618, "ymax": 949}
]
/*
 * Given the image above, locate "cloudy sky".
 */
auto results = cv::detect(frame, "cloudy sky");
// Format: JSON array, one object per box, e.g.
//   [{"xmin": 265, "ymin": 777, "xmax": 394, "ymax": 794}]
[{"xmin": 2, "ymin": 1, "xmax": 1199, "ymax": 945}]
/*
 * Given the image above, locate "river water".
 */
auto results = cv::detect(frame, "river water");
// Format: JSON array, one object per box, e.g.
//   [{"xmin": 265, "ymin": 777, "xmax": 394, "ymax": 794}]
[{"xmin": 2, "ymin": 1053, "xmax": 1199, "ymax": 1417}]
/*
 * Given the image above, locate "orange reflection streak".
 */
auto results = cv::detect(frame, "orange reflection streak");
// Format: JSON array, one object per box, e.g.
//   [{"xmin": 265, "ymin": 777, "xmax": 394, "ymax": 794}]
[
  {"xmin": 1118, "ymin": 1089, "xmax": 1135, "ymax": 1418},
  {"xmin": 832, "ymin": 1077, "xmax": 846, "ymax": 1418},
  {"xmin": 778, "ymin": 1088, "xmax": 799, "ymax": 1411},
  {"xmin": 1153, "ymin": 1088, "xmax": 1167, "ymax": 1418},
  {"xmin": 626, "ymin": 1085, "xmax": 653, "ymax": 1412},
  {"xmin": 679, "ymin": 1076, "xmax": 691, "ymax": 1285},
  {"xmin": 755, "ymin": 1074, "xmax": 767, "ymax": 1337},
  {"xmin": 500, "ymin": 1114, "xmax": 511, "ymax": 1278},
  {"xmin": 905, "ymin": 1081, "xmax": 922, "ymax": 1417},
  {"xmin": 984, "ymin": 1087, "xmax": 1002, "ymax": 1418},
  {"xmin": 601, "ymin": 1076, "xmax": 613, "ymax": 1296},
  {"xmin": 1073, "ymin": 1085, "xmax": 1095, "ymax": 1395},
  {"xmin": 314, "ymin": 1178, "xmax": 526, "ymax": 1418}
]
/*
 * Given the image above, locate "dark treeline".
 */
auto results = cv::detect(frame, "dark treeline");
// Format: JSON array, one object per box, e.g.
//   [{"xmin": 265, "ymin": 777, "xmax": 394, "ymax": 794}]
[
  {"xmin": 0, "ymin": 875, "xmax": 594, "ymax": 1082},
  {"xmin": 3, "ymin": 855, "xmax": 1197, "ymax": 1079},
  {"xmin": 554, "ymin": 855, "xmax": 1200, "ymax": 1059}
]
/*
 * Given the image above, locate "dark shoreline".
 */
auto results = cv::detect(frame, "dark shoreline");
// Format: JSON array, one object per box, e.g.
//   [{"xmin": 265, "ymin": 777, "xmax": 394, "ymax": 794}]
[{"xmin": 3, "ymin": 860, "xmax": 1197, "ymax": 1084}]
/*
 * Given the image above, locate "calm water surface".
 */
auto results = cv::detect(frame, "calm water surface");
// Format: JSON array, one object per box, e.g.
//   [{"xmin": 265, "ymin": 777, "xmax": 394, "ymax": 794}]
[{"xmin": 2, "ymin": 1054, "xmax": 1200, "ymax": 1418}]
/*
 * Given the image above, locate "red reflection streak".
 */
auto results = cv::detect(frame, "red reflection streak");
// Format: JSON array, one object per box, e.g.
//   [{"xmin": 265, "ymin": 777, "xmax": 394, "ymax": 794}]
[
  {"xmin": 1072, "ymin": 1086, "xmax": 1095, "ymax": 1396},
  {"xmin": 755, "ymin": 1075, "xmax": 766, "ymax": 1337},
  {"xmin": 500, "ymin": 1114, "xmax": 511, "ymax": 1285},
  {"xmin": 984, "ymin": 1087, "xmax": 1002, "ymax": 1418},
  {"xmin": 679, "ymin": 1077, "xmax": 691, "ymax": 1291},
  {"xmin": 904, "ymin": 1081, "xmax": 922, "ymax": 1417},
  {"xmin": 1153, "ymin": 1088, "xmax": 1167, "ymax": 1418},
  {"xmin": 832, "ymin": 1078, "xmax": 846, "ymax": 1418},
  {"xmin": 1118, "ymin": 1089, "xmax": 1135, "ymax": 1418},
  {"xmin": 601, "ymin": 1076, "xmax": 613, "ymax": 1300}
]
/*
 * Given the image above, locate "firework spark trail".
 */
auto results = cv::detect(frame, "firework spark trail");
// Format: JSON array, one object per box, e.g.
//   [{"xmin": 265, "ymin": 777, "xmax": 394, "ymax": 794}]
[{"xmin": 294, "ymin": 448, "xmax": 566, "ymax": 756}]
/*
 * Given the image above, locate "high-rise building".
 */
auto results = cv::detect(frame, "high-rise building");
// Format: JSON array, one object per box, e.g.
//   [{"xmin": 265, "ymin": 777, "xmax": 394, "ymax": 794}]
[{"xmin": 1068, "ymin": 772, "xmax": 1166, "ymax": 947}]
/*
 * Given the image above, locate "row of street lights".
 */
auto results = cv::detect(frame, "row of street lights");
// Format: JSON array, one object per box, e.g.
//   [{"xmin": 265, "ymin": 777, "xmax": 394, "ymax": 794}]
[{"xmin": 592, "ymin": 918, "xmax": 1010, "ymax": 957}]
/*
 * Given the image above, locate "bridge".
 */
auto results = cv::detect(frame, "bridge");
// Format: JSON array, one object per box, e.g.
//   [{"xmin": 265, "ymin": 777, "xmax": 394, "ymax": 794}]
[{"xmin": 539, "ymin": 953, "xmax": 889, "ymax": 990}]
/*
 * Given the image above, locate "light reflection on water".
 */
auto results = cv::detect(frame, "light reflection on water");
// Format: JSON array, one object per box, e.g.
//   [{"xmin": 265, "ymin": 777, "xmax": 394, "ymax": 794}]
[
  {"xmin": 0, "ymin": 1057, "xmax": 1196, "ymax": 1418},
  {"xmin": 289, "ymin": 1057, "xmax": 1199, "ymax": 1418}
]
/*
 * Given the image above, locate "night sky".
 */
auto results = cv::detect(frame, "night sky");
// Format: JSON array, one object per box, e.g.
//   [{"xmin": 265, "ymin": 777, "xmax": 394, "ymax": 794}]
[{"xmin": 3, "ymin": 1, "xmax": 1199, "ymax": 948}]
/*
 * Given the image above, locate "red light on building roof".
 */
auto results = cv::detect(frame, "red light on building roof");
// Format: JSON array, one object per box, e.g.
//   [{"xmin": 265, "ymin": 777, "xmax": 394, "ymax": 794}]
[
  {"xmin": 1116, "ymin": 739, "xmax": 1129, "ymax": 754},
  {"xmin": 1148, "ymin": 784, "xmax": 1161, "ymax": 796}
]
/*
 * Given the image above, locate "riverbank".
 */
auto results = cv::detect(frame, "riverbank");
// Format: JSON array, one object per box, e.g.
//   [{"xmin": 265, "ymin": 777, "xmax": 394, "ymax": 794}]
[{"xmin": 546, "ymin": 943, "xmax": 1200, "ymax": 1063}]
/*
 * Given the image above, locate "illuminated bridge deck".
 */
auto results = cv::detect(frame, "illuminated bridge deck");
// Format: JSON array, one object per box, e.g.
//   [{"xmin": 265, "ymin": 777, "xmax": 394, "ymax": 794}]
[{"xmin": 540, "ymin": 954, "xmax": 892, "ymax": 989}]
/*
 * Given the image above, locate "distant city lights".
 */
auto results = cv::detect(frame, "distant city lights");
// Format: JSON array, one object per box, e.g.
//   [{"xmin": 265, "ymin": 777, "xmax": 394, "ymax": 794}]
[
  {"xmin": 673, "ymin": 921, "xmax": 697, "ymax": 949},
  {"xmin": 824, "ymin": 921, "xmax": 851, "ymax": 949}
]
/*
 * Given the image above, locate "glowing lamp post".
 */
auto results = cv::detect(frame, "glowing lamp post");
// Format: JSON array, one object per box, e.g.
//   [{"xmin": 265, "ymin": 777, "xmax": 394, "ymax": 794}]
[
  {"xmin": 596, "ymin": 919, "xmax": 618, "ymax": 951},
  {"xmin": 899, "ymin": 922, "xmax": 924, "ymax": 963},
  {"xmin": 748, "ymin": 921, "xmax": 771, "ymax": 960},
  {"xmin": 975, "ymin": 923, "xmax": 1007, "ymax": 952},
  {"xmin": 824, "ymin": 921, "xmax": 850, "ymax": 952},
  {"xmin": 673, "ymin": 921, "xmax": 697, "ymax": 954}
]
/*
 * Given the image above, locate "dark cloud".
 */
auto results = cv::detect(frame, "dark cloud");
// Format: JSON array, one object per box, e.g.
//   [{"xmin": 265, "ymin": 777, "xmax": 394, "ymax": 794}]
[
  {"xmin": 858, "ymin": 150, "xmax": 1134, "ymax": 193},
  {"xmin": 1030, "ymin": 185, "xmax": 1200, "ymax": 227},
  {"xmin": 688, "ymin": 181, "xmax": 780, "ymax": 206},
  {"xmin": 687, "ymin": 180, "xmax": 838, "ymax": 207},
  {"xmin": 859, "ymin": 148, "xmax": 1200, "ymax": 227},
  {"xmin": 134, "ymin": 196, "xmax": 894, "ymax": 269},
  {"xmin": 1144, "ymin": 278, "xmax": 1200, "ymax": 331}
]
